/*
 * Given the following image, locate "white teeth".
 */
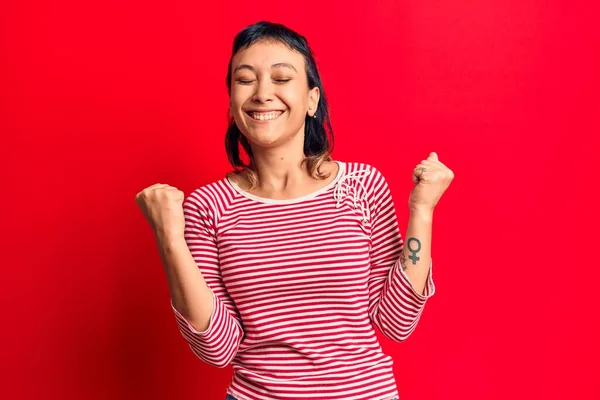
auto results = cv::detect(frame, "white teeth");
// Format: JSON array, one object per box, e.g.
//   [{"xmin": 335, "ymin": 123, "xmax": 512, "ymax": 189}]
[{"xmin": 250, "ymin": 111, "xmax": 283, "ymax": 120}]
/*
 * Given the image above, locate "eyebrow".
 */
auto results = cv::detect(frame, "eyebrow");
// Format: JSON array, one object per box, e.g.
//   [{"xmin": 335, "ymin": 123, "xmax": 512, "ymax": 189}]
[{"xmin": 234, "ymin": 63, "xmax": 298, "ymax": 73}]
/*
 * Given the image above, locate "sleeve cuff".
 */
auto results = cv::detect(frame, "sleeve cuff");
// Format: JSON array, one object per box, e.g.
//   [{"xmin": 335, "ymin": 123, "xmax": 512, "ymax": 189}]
[
  {"xmin": 170, "ymin": 289, "xmax": 217, "ymax": 336},
  {"xmin": 397, "ymin": 259, "xmax": 436, "ymax": 301}
]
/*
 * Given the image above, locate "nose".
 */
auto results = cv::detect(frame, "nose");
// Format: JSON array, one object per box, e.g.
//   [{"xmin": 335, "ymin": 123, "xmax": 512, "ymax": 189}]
[{"xmin": 252, "ymin": 78, "xmax": 275, "ymax": 103}]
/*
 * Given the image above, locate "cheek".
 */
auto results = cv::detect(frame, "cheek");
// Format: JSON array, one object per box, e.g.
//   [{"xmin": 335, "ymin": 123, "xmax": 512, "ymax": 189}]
[
  {"xmin": 230, "ymin": 92, "xmax": 248, "ymax": 123},
  {"xmin": 230, "ymin": 89, "xmax": 245, "ymax": 109},
  {"xmin": 279, "ymin": 87, "xmax": 308, "ymax": 113}
]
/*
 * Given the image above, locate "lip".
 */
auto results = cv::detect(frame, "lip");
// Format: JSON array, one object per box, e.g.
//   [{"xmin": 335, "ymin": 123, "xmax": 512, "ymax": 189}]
[{"xmin": 244, "ymin": 109, "xmax": 286, "ymax": 123}]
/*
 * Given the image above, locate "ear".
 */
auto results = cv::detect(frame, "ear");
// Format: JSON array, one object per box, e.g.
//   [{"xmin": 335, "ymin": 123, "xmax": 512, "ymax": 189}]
[{"xmin": 308, "ymin": 86, "xmax": 320, "ymax": 115}]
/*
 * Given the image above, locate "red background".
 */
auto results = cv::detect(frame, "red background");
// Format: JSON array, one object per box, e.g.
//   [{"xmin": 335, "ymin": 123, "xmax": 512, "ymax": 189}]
[{"xmin": 2, "ymin": 1, "xmax": 599, "ymax": 399}]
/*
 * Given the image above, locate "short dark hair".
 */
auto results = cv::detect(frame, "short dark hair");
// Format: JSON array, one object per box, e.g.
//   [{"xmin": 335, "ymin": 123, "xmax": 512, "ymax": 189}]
[{"xmin": 225, "ymin": 21, "xmax": 335, "ymax": 189}]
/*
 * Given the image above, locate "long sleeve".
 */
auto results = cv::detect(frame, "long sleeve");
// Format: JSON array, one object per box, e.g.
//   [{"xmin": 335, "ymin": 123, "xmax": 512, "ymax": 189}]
[
  {"xmin": 366, "ymin": 166, "xmax": 436, "ymax": 342},
  {"xmin": 171, "ymin": 190, "xmax": 244, "ymax": 368}
]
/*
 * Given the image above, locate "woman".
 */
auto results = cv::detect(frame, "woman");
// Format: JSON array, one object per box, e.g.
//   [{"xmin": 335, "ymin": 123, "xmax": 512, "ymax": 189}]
[{"xmin": 136, "ymin": 21, "xmax": 453, "ymax": 400}]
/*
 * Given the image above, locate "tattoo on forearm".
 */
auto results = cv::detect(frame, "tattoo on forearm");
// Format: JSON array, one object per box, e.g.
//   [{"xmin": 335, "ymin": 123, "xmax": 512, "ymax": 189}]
[
  {"xmin": 407, "ymin": 237, "xmax": 422, "ymax": 265},
  {"xmin": 400, "ymin": 252, "xmax": 408, "ymax": 271}
]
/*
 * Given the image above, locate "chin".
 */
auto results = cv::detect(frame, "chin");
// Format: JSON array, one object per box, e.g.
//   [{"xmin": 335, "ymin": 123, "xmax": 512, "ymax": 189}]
[
  {"xmin": 249, "ymin": 134, "xmax": 285, "ymax": 147},
  {"xmin": 237, "ymin": 128, "xmax": 280, "ymax": 146}
]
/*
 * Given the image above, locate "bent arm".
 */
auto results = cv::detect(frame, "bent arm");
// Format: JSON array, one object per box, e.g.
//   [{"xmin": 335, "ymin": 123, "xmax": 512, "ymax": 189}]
[{"xmin": 157, "ymin": 234, "xmax": 214, "ymax": 332}]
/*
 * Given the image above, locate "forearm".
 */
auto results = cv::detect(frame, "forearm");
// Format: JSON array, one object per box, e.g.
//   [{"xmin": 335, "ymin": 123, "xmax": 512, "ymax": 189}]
[
  {"xmin": 155, "ymin": 233, "xmax": 214, "ymax": 332},
  {"xmin": 400, "ymin": 209, "xmax": 433, "ymax": 295}
]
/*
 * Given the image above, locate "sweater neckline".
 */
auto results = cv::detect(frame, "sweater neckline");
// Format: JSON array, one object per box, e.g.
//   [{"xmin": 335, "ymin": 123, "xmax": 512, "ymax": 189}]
[{"xmin": 226, "ymin": 161, "xmax": 346, "ymax": 205}]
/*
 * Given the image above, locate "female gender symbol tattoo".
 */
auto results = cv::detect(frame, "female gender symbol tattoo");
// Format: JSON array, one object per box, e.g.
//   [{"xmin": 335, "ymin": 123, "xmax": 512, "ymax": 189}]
[{"xmin": 407, "ymin": 237, "xmax": 422, "ymax": 264}]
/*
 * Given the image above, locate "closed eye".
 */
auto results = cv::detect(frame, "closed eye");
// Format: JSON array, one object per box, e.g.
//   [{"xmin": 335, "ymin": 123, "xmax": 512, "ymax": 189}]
[{"xmin": 235, "ymin": 79, "xmax": 291, "ymax": 85}]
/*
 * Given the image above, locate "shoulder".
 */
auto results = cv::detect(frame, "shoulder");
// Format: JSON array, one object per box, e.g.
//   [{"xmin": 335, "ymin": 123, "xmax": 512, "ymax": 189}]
[
  {"xmin": 340, "ymin": 160, "xmax": 389, "ymax": 184},
  {"xmin": 183, "ymin": 176, "xmax": 235, "ymax": 218},
  {"xmin": 339, "ymin": 160, "xmax": 393, "ymax": 204}
]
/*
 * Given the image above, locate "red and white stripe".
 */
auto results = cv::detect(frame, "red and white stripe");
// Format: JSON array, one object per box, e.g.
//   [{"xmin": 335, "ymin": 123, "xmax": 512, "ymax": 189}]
[{"xmin": 172, "ymin": 161, "xmax": 435, "ymax": 400}]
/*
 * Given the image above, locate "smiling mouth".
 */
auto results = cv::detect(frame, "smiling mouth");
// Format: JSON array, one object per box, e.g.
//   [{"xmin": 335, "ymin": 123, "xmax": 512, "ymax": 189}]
[{"xmin": 245, "ymin": 110, "xmax": 285, "ymax": 121}]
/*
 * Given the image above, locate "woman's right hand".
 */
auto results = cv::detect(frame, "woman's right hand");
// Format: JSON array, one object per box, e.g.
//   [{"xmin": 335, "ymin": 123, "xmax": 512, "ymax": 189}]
[{"xmin": 135, "ymin": 183, "xmax": 186, "ymax": 241}]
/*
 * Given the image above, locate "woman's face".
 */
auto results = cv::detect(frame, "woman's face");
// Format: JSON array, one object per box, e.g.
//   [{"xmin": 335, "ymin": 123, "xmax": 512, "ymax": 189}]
[{"xmin": 229, "ymin": 40, "xmax": 319, "ymax": 148}]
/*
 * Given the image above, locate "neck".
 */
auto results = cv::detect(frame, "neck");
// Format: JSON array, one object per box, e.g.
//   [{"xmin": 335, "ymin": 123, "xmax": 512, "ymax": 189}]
[{"xmin": 249, "ymin": 131, "xmax": 310, "ymax": 192}]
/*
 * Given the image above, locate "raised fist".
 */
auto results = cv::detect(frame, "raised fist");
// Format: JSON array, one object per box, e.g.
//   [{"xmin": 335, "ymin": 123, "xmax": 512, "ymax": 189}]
[{"xmin": 135, "ymin": 184, "xmax": 185, "ymax": 240}]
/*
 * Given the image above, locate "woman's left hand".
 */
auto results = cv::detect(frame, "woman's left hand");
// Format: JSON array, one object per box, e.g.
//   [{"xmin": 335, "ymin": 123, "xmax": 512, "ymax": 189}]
[{"xmin": 409, "ymin": 152, "xmax": 454, "ymax": 213}]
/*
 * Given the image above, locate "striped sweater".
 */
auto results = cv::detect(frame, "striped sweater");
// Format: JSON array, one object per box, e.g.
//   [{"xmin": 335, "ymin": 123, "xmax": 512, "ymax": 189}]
[{"xmin": 171, "ymin": 161, "xmax": 435, "ymax": 400}]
